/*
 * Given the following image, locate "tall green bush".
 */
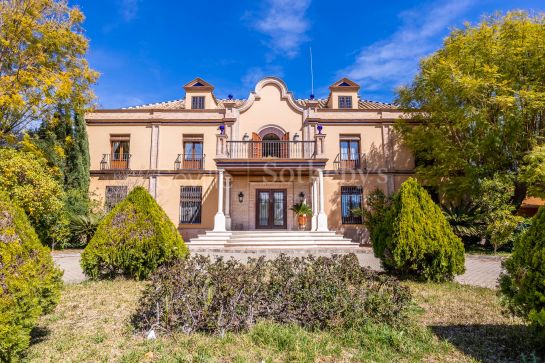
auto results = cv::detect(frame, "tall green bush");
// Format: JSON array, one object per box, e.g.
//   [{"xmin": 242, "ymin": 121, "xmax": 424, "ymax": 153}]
[
  {"xmin": 0, "ymin": 192, "xmax": 63, "ymax": 361},
  {"xmin": 81, "ymin": 186, "xmax": 188, "ymax": 280},
  {"xmin": 372, "ymin": 178, "xmax": 465, "ymax": 281},
  {"xmin": 501, "ymin": 206, "xmax": 545, "ymax": 334},
  {"xmin": 0, "ymin": 147, "xmax": 70, "ymax": 248}
]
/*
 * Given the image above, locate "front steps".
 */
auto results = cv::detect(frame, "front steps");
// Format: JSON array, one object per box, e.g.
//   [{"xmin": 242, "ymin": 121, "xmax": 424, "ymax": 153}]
[{"xmin": 188, "ymin": 230, "xmax": 360, "ymax": 249}]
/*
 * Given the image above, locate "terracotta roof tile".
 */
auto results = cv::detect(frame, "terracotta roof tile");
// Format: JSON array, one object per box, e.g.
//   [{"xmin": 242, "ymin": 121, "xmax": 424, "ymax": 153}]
[{"xmin": 124, "ymin": 98, "xmax": 397, "ymax": 111}]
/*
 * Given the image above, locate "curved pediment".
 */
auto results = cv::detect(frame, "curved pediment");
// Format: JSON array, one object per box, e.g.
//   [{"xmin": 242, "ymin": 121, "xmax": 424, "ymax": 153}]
[{"xmin": 237, "ymin": 77, "xmax": 304, "ymax": 114}]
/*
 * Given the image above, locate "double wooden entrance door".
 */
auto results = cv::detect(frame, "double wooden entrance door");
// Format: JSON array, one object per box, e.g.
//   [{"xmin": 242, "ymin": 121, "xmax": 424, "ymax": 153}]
[{"xmin": 256, "ymin": 189, "xmax": 287, "ymax": 229}]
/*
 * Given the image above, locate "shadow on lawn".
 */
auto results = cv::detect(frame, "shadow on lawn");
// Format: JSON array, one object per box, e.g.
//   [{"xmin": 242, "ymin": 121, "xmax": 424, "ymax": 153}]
[
  {"xmin": 431, "ymin": 324, "xmax": 544, "ymax": 362},
  {"xmin": 29, "ymin": 326, "xmax": 51, "ymax": 346}
]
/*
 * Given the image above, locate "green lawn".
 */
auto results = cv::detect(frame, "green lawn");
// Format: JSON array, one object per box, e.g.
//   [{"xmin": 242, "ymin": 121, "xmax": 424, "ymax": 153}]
[{"xmin": 24, "ymin": 280, "xmax": 542, "ymax": 362}]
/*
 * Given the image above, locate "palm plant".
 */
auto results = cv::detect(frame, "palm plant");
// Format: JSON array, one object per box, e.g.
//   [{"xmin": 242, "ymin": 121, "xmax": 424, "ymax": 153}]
[
  {"xmin": 442, "ymin": 202, "xmax": 484, "ymax": 239},
  {"xmin": 69, "ymin": 214, "xmax": 102, "ymax": 246},
  {"xmin": 290, "ymin": 202, "xmax": 313, "ymax": 229},
  {"xmin": 290, "ymin": 202, "xmax": 313, "ymax": 216}
]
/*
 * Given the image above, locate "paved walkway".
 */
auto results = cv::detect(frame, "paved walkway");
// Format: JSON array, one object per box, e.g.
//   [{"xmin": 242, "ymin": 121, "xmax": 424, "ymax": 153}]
[
  {"xmin": 52, "ymin": 248, "xmax": 504, "ymax": 288},
  {"xmin": 52, "ymin": 251, "xmax": 86, "ymax": 284}
]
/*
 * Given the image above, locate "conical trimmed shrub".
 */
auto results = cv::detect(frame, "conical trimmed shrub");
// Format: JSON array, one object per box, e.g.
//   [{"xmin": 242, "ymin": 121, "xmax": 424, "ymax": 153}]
[
  {"xmin": 81, "ymin": 186, "xmax": 188, "ymax": 280},
  {"xmin": 0, "ymin": 192, "xmax": 63, "ymax": 361},
  {"xmin": 372, "ymin": 178, "xmax": 465, "ymax": 281},
  {"xmin": 501, "ymin": 206, "xmax": 545, "ymax": 334}
]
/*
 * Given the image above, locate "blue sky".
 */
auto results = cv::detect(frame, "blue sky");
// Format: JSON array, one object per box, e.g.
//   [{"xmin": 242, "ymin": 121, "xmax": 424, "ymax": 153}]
[{"xmin": 71, "ymin": 0, "xmax": 545, "ymax": 109}]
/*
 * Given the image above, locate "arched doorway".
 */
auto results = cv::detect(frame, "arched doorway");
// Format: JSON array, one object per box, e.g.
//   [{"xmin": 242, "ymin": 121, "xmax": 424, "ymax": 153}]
[{"xmin": 262, "ymin": 133, "xmax": 281, "ymax": 158}]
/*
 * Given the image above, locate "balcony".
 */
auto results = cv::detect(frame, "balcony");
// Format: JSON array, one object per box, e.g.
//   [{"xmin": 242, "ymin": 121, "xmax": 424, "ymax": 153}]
[
  {"xmin": 333, "ymin": 153, "xmax": 366, "ymax": 171},
  {"xmin": 175, "ymin": 154, "xmax": 205, "ymax": 170},
  {"xmin": 100, "ymin": 153, "xmax": 131, "ymax": 170},
  {"xmin": 226, "ymin": 140, "xmax": 316, "ymax": 159},
  {"xmin": 215, "ymin": 140, "xmax": 326, "ymax": 171}
]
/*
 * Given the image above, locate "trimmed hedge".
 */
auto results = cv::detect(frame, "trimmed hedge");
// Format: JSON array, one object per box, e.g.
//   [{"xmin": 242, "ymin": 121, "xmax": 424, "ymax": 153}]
[
  {"xmin": 0, "ymin": 192, "xmax": 63, "ymax": 361},
  {"xmin": 133, "ymin": 254, "xmax": 412, "ymax": 336},
  {"xmin": 372, "ymin": 178, "xmax": 465, "ymax": 281},
  {"xmin": 501, "ymin": 206, "xmax": 545, "ymax": 334},
  {"xmin": 81, "ymin": 186, "xmax": 188, "ymax": 280}
]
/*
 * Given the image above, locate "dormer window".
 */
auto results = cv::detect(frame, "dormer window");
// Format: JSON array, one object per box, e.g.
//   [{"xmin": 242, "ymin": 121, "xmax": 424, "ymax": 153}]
[
  {"xmin": 192, "ymin": 96, "xmax": 205, "ymax": 109},
  {"xmin": 339, "ymin": 96, "xmax": 352, "ymax": 109}
]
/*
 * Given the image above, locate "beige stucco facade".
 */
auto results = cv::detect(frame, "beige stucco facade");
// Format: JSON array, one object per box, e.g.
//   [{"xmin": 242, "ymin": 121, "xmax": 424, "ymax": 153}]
[{"xmin": 86, "ymin": 77, "xmax": 414, "ymax": 243}]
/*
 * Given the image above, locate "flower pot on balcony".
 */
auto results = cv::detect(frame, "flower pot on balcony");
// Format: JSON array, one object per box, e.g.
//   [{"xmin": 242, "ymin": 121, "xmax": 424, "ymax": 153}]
[{"xmin": 297, "ymin": 214, "xmax": 308, "ymax": 228}]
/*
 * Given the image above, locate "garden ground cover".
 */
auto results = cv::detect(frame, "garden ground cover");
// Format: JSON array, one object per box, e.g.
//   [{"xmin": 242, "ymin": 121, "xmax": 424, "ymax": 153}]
[{"xmin": 25, "ymin": 280, "xmax": 542, "ymax": 362}]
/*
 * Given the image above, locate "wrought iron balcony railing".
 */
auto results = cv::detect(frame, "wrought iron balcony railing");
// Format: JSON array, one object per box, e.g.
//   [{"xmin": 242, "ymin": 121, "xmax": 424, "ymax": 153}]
[
  {"xmin": 175, "ymin": 154, "xmax": 205, "ymax": 170},
  {"xmin": 333, "ymin": 153, "xmax": 367, "ymax": 170},
  {"xmin": 225, "ymin": 141, "xmax": 316, "ymax": 159},
  {"xmin": 100, "ymin": 153, "xmax": 131, "ymax": 170}
]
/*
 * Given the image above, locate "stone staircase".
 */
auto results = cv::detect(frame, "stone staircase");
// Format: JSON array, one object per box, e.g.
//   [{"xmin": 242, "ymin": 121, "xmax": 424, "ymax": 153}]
[{"xmin": 188, "ymin": 230, "xmax": 359, "ymax": 249}]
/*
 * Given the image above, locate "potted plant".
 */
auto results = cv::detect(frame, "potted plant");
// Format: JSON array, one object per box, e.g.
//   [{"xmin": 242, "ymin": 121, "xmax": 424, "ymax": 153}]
[{"xmin": 290, "ymin": 202, "xmax": 313, "ymax": 229}]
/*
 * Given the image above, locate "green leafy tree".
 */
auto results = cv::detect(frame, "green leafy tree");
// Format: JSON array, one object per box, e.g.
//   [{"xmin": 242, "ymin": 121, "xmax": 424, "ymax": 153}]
[
  {"xmin": 81, "ymin": 186, "xmax": 188, "ymax": 280},
  {"xmin": 501, "ymin": 206, "xmax": 545, "ymax": 334},
  {"xmin": 0, "ymin": 0, "xmax": 97, "ymax": 142},
  {"xmin": 0, "ymin": 147, "xmax": 69, "ymax": 248},
  {"xmin": 372, "ymin": 178, "xmax": 465, "ymax": 281},
  {"xmin": 521, "ymin": 145, "xmax": 545, "ymax": 199},
  {"xmin": 477, "ymin": 175, "xmax": 523, "ymax": 253},
  {"xmin": 396, "ymin": 11, "xmax": 545, "ymax": 203},
  {"xmin": 22, "ymin": 106, "xmax": 93, "ymax": 246},
  {"xmin": 0, "ymin": 192, "xmax": 63, "ymax": 361}
]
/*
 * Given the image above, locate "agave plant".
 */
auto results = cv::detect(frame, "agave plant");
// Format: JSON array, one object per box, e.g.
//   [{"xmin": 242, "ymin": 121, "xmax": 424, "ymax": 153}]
[{"xmin": 69, "ymin": 214, "xmax": 102, "ymax": 246}]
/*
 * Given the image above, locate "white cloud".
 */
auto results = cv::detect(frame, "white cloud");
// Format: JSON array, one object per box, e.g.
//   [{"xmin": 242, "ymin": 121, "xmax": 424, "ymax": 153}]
[
  {"xmin": 252, "ymin": 0, "xmax": 311, "ymax": 58},
  {"xmin": 119, "ymin": 0, "xmax": 139, "ymax": 22},
  {"xmin": 343, "ymin": 0, "xmax": 473, "ymax": 93}
]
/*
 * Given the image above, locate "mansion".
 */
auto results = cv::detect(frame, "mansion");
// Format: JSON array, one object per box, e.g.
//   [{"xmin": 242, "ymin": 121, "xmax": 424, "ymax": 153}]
[{"xmin": 86, "ymin": 77, "xmax": 415, "ymax": 246}]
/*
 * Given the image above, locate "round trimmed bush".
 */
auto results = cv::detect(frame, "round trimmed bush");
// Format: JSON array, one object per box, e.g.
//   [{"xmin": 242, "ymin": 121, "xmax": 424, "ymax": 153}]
[
  {"xmin": 372, "ymin": 178, "xmax": 465, "ymax": 281},
  {"xmin": 0, "ymin": 192, "xmax": 63, "ymax": 361},
  {"xmin": 81, "ymin": 186, "xmax": 188, "ymax": 280},
  {"xmin": 501, "ymin": 206, "xmax": 545, "ymax": 334}
]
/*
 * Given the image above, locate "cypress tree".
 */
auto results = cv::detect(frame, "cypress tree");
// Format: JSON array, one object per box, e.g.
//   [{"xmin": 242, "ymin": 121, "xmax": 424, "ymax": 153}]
[
  {"xmin": 65, "ymin": 111, "xmax": 90, "ymax": 194},
  {"xmin": 501, "ymin": 206, "xmax": 545, "ymax": 333},
  {"xmin": 373, "ymin": 178, "xmax": 465, "ymax": 281}
]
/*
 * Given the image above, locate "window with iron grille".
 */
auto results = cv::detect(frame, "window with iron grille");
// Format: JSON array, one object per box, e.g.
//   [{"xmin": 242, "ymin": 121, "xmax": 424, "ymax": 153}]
[
  {"xmin": 341, "ymin": 186, "xmax": 363, "ymax": 224},
  {"xmin": 180, "ymin": 186, "xmax": 202, "ymax": 224},
  {"xmin": 191, "ymin": 96, "xmax": 205, "ymax": 109},
  {"xmin": 105, "ymin": 186, "xmax": 128, "ymax": 211},
  {"xmin": 338, "ymin": 96, "xmax": 352, "ymax": 109}
]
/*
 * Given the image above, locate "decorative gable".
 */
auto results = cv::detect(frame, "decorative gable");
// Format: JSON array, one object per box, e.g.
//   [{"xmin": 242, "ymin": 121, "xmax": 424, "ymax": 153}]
[
  {"xmin": 327, "ymin": 77, "xmax": 360, "ymax": 109},
  {"xmin": 183, "ymin": 77, "xmax": 217, "ymax": 109},
  {"xmin": 184, "ymin": 77, "xmax": 214, "ymax": 92},
  {"xmin": 329, "ymin": 77, "xmax": 360, "ymax": 91}
]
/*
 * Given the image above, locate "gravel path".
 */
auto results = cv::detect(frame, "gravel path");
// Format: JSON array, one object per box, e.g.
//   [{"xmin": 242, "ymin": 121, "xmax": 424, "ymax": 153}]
[{"xmin": 52, "ymin": 248, "xmax": 504, "ymax": 288}]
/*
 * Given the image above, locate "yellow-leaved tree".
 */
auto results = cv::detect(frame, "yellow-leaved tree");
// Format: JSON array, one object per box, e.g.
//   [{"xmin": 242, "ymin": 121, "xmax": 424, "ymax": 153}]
[{"xmin": 0, "ymin": 0, "xmax": 98, "ymax": 142}]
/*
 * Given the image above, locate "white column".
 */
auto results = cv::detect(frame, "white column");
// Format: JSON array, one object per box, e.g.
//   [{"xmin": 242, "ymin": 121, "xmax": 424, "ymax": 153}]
[
  {"xmin": 311, "ymin": 178, "xmax": 318, "ymax": 231},
  {"xmin": 150, "ymin": 124, "xmax": 160, "ymax": 169},
  {"xmin": 213, "ymin": 169, "xmax": 226, "ymax": 232},
  {"xmin": 316, "ymin": 169, "xmax": 329, "ymax": 231},
  {"xmin": 225, "ymin": 175, "xmax": 231, "ymax": 230},
  {"xmin": 149, "ymin": 175, "xmax": 157, "ymax": 199}
]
